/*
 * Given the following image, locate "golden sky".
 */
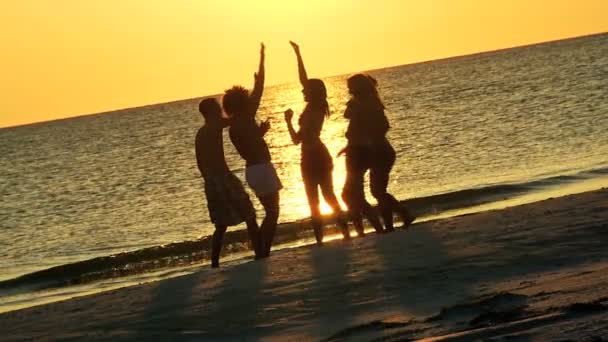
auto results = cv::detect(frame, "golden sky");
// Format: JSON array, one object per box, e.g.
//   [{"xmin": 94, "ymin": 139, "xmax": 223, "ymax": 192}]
[{"xmin": 1, "ymin": 0, "xmax": 606, "ymax": 128}]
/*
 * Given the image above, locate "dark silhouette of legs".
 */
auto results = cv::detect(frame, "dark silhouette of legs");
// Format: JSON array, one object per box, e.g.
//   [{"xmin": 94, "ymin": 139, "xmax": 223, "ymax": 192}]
[
  {"xmin": 342, "ymin": 150, "xmax": 383, "ymax": 236},
  {"xmin": 258, "ymin": 192, "xmax": 280, "ymax": 257},
  {"xmin": 342, "ymin": 162, "xmax": 365, "ymax": 236},
  {"xmin": 211, "ymin": 225, "xmax": 228, "ymax": 268},
  {"xmin": 370, "ymin": 167, "xmax": 398, "ymax": 231},
  {"xmin": 343, "ymin": 189, "xmax": 383, "ymax": 236},
  {"xmin": 319, "ymin": 172, "xmax": 351, "ymax": 240},
  {"xmin": 245, "ymin": 218, "xmax": 262, "ymax": 258},
  {"xmin": 370, "ymin": 143, "xmax": 415, "ymax": 231},
  {"xmin": 303, "ymin": 170, "xmax": 351, "ymax": 245},
  {"xmin": 362, "ymin": 201, "xmax": 384, "ymax": 233},
  {"xmin": 351, "ymin": 215, "xmax": 366, "ymax": 237},
  {"xmin": 304, "ymin": 177, "xmax": 324, "ymax": 245}
]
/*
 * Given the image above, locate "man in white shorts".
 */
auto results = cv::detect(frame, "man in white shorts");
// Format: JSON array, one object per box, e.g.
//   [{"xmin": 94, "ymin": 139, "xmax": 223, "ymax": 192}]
[
  {"xmin": 223, "ymin": 43, "xmax": 282, "ymax": 257},
  {"xmin": 195, "ymin": 98, "xmax": 261, "ymax": 267}
]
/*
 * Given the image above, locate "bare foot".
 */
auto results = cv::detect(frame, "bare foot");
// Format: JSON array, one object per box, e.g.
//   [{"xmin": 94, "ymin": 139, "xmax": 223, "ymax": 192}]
[
  {"xmin": 400, "ymin": 209, "xmax": 416, "ymax": 229},
  {"xmin": 313, "ymin": 226, "xmax": 323, "ymax": 245},
  {"xmin": 339, "ymin": 222, "xmax": 351, "ymax": 240}
]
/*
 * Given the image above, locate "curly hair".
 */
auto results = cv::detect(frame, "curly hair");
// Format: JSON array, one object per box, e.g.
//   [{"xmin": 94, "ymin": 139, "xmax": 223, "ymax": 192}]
[{"xmin": 222, "ymin": 86, "xmax": 250, "ymax": 117}]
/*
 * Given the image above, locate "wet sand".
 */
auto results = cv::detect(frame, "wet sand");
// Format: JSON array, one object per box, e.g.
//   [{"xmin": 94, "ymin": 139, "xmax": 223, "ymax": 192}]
[{"xmin": 1, "ymin": 188, "xmax": 607, "ymax": 341}]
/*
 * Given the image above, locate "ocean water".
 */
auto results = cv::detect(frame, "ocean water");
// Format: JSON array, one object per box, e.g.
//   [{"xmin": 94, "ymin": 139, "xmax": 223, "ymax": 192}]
[{"xmin": 1, "ymin": 33, "xmax": 607, "ymax": 311}]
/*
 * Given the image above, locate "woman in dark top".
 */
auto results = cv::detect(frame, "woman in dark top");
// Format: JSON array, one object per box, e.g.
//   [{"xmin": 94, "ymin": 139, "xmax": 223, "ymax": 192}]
[
  {"xmin": 343, "ymin": 74, "xmax": 415, "ymax": 232},
  {"xmin": 284, "ymin": 41, "xmax": 350, "ymax": 244},
  {"xmin": 340, "ymin": 81, "xmax": 384, "ymax": 236}
]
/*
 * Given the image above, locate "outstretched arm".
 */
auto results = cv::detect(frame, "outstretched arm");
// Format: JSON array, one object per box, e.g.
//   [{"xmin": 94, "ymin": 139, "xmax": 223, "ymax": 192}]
[
  {"xmin": 250, "ymin": 43, "xmax": 265, "ymax": 112},
  {"xmin": 289, "ymin": 41, "xmax": 308, "ymax": 87}
]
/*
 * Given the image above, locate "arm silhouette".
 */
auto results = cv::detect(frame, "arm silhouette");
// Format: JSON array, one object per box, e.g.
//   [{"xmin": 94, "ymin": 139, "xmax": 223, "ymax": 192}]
[
  {"xmin": 259, "ymin": 119, "xmax": 270, "ymax": 136},
  {"xmin": 284, "ymin": 109, "xmax": 301, "ymax": 144},
  {"xmin": 290, "ymin": 41, "xmax": 308, "ymax": 87},
  {"xmin": 250, "ymin": 43, "xmax": 265, "ymax": 113}
]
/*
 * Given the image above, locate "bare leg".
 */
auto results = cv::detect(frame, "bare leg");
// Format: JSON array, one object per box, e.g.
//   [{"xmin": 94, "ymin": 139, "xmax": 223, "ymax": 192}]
[
  {"xmin": 303, "ymin": 177, "xmax": 324, "ymax": 245},
  {"xmin": 389, "ymin": 196, "xmax": 415, "ymax": 228},
  {"xmin": 350, "ymin": 211, "xmax": 366, "ymax": 237},
  {"xmin": 380, "ymin": 176, "xmax": 416, "ymax": 229},
  {"xmin": 245, "ymin": 218, "xmax": 262, "ymax": 258},
  {"xmin": 320, "ymin": 172, "xmax": 351, "ymax": 239},
  {"xmin": 370, "ymin": 167, "xmax": 396, "ymax": 231},
  {"xmin": 258, "ymin": 192, "xmax": 280, "ymax": 257},
  {"xmin": 211, "ymin": 224, "xmax": 227, "ymax": 268},
  {"xmin": 370, "ymin": 143, "xmax": 416, "ymax": 231},
  {"xmin": 342, "ymin": 167, "xmax": 369, "ymax": 237},
  {"xmin": 311, "ymin": 216, "xmax": 323, "ymax": 245},
  {"xmin": 344, "ymin": 200, "xmax": 382, "ymax": 235},
  {"xmin": 398, "ymin": 205, "xmax": 417, "ymax": 228},
  {"xmin": 362, "ymin": 201, "xmax": 384, "ymax": 233}
]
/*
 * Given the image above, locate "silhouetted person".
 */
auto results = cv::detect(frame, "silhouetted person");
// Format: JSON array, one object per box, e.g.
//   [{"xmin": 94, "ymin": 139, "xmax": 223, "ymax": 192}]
[
  {"xmin": 284, "ymin": 41, "xmax": 351, "ymax": 245},
  {"xmin": 340, "ymin": 115, "xmax": 384, "ymax": 236},
  {"xmin": 346, "ymin": 74, "xmax": 416, "ymax": 231},
  {"xmin": 195, "ymin": 98, "xmax": 261, "ymax": 268},
  {"xmin": 223, "ymin": 43, "xmax": 282, "ymax": 257}
]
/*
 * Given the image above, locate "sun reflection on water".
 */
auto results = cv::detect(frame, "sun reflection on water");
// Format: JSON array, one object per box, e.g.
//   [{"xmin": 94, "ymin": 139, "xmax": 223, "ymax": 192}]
[{"xmin": 258, "ymin": 76, "xmax": 354, "ymax": 222}]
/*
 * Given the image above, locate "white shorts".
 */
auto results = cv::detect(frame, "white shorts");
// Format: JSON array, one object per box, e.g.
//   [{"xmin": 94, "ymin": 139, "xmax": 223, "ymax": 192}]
[{"xmin": 246, "ymin": 163, "xmax": 283, "ymax": 197}]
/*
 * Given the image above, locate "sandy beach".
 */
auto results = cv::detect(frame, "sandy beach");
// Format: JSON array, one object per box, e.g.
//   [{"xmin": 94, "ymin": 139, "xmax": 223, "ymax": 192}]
[{"xmin": 1, "ymin": 188, "xmax": 607, "ymax": 341}]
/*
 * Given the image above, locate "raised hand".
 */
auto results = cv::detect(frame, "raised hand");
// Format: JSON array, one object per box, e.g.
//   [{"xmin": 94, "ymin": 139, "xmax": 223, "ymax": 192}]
[
  {"xmin": 290, "ymin": 41, "xmax": 308, "ymax": 85},
  {"xmin": 259, "ymin": 119, "xmax": 271, "ymax": 136},
  {"xmin": 284, "ymin": 109, "xmax": 294, "ymax": 122},
  {"xmin": 289, "ymin": 41, "xmax": 299, "ymax": 52},
  {"xmin": 250, "ymin": 42, "xmax": 265, "ymax": 111}
]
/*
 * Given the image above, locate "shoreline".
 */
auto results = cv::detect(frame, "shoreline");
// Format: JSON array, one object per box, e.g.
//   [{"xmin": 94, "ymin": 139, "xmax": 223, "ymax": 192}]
[
  {"xmin": 1, "ymin": 173, "xmax": 606, "ymax": 314},
  {"xmin": 2, "ymin": 187, "xmax": 607, "ymax": 340}
]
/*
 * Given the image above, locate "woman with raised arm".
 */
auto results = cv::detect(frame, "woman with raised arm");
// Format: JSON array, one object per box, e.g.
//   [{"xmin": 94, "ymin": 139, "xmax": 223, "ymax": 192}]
[
  {"xmin": 343, "ymin": 74, "xmax": 415, "ymax": 233},
  {"xmin": 284, "ymin": 41, "xmax": 350, "ymax": 245}
]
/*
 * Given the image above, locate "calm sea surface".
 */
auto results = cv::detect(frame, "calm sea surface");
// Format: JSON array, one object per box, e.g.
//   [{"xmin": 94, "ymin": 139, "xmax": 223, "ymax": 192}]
[{"xmin": 1, "ymin": 34, "xmax": 607, "ymax": 309}]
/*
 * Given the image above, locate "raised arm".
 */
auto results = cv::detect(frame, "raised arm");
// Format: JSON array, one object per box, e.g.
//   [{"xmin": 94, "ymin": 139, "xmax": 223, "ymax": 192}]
[
  {"xmin": 249, "ymin": 43, "xmax": 265, "ymax": 112},
  {"xmin": 289, "ymin": 41, "xmax": 308, "ymax": 87}
]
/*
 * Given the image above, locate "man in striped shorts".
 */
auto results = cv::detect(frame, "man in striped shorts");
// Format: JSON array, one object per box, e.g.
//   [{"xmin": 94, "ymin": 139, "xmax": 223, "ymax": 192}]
[{"xmin": 195, "ymin": 98, "xmax": 261, "ymax": 268}]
